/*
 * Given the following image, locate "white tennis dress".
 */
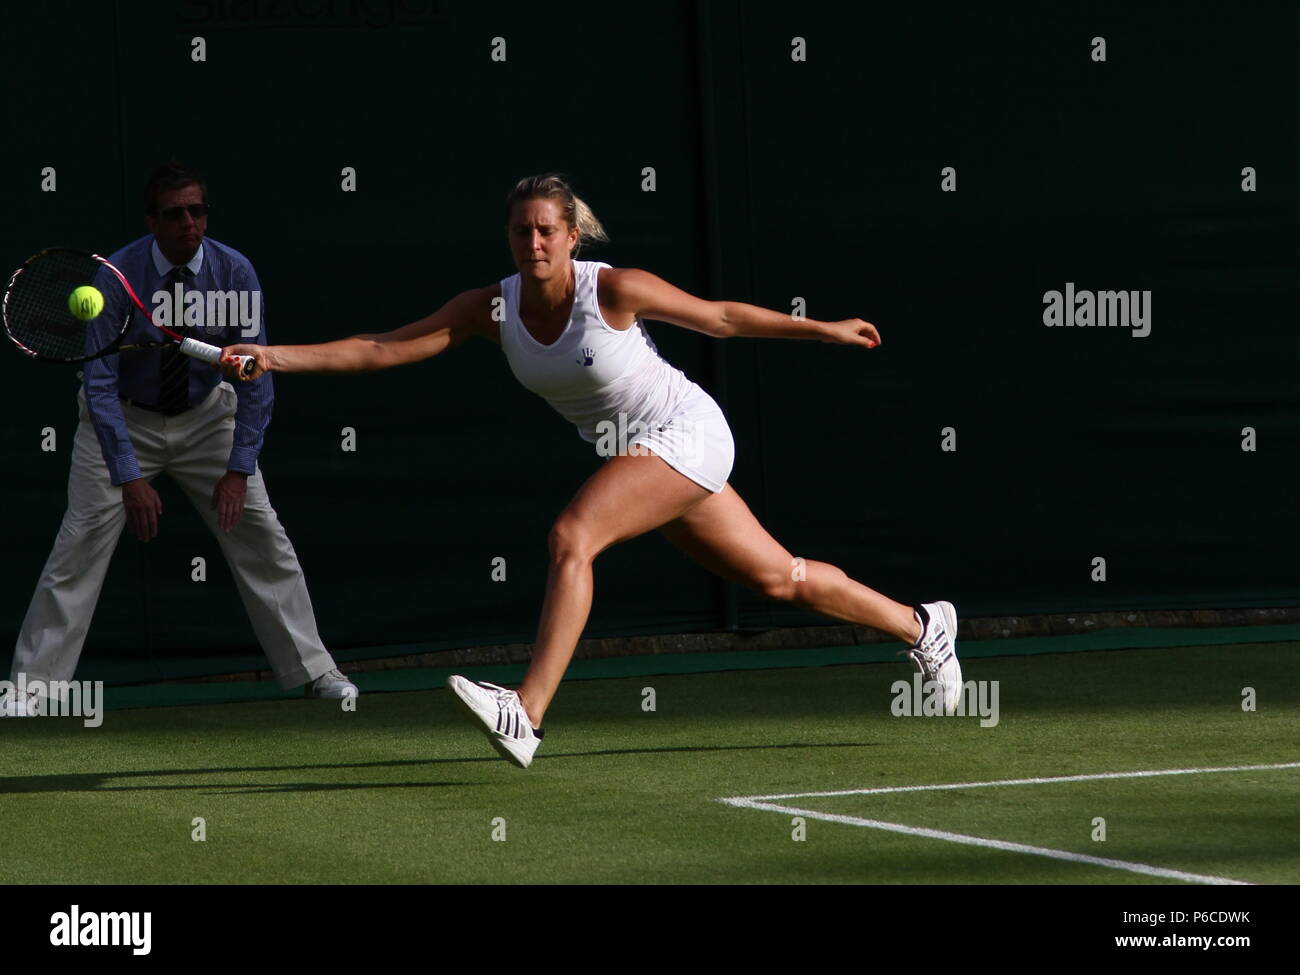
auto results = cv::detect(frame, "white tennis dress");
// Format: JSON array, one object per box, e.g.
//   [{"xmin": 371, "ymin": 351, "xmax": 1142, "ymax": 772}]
[{"xmin": 499, "ymin": 260, "xmax": 734, "ymax": 493}]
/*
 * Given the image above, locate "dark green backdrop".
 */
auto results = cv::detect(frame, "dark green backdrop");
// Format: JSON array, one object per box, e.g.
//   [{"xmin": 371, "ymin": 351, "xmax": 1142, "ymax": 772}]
[{"xmin": 3, "ymin": 1, "xmax": 1297, "ymax": 680}]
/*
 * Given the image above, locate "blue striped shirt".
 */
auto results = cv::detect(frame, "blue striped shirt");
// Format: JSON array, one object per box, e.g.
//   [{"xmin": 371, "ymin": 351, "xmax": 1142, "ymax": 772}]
[{"xmin": 83, "ymin": 235, "xmax": 273, "ymax": 485}]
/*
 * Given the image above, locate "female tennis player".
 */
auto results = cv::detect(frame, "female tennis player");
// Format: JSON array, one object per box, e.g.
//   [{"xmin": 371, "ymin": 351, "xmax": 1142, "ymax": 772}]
[{"xmin": 221, "ymin": 174, "xmax": 961, "ymax": 768}]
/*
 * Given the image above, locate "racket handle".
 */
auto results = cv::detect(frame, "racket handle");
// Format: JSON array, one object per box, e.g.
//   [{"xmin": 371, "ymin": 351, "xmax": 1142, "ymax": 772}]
[
  {"xmin": 179, "ymin": 338, "xmax": 256, "ymax": 378},
  {"xmin": 178, "ymin": 337, "xmax": 224, "ymax": 363}
]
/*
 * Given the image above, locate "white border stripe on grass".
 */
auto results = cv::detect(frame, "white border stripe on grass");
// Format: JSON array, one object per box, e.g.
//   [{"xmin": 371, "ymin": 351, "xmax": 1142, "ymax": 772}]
[
  {"xmin": 727, "ymin": 761, "xmax": 1300, "ymax": 803},
  {"xmin": 724, "ymin": 799, "xmax": 1250, "ymax": 885},
  {"xmin": 718, "ymin": 762, "xmax": 1300, "ymax": 885}
]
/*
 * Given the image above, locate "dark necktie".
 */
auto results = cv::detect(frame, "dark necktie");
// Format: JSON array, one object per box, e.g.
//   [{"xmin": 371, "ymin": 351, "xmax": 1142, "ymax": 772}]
[{"xmin": 157, "ymin": 265, "xmax": 195, "ymax": 413}]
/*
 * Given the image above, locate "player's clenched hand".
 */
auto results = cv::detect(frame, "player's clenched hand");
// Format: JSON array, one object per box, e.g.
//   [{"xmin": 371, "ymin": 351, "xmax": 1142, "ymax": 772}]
[
  {"xmin": 219, "ymin": 344, "xmax": 271, "ymax": 381},
  {"xmin": 122, "ymin": 478, "xmax": 162, "ymax": 542},
  {"xmin": 822, "ymin": 319, "xmax": 881, "ymax": 349},
  {"xmin": 211, "ymin": 471, "xmax": 248, "ymax": 532}
]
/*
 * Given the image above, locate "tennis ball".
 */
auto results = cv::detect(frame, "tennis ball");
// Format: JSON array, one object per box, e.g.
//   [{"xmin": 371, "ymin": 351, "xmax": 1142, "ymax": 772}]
[{"xmin": 68, "ymin": 285, "xmax": 104, "ymax": 321}]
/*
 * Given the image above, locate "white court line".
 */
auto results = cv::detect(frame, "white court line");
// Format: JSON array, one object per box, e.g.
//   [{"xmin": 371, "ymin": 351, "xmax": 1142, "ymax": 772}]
[
  {"xmin": 732, "ymin": 761, "xmax": 1300, "ymax": 803},
  {"xmin": 719, "ymin": 761, "xmax": 1300, "ymax": 885}
]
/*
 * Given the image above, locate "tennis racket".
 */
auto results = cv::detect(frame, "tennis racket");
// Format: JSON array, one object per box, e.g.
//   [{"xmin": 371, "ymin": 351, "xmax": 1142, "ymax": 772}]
[{"xmin": 2, "ymin": 247, "xmax": 254, "ymax": 376}]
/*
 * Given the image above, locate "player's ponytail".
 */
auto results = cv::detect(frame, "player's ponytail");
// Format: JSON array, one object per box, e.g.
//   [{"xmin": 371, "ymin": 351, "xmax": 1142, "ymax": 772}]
[{"xmin": 506, "ymin": 174, "xmax": 608, "ymax": 256}]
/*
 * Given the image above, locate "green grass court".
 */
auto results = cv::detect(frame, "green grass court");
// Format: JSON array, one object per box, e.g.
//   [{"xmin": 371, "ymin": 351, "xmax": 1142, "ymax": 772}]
[{"xmin": 1, "ymin": 634, "xmax": 1296, "ymax": 885}]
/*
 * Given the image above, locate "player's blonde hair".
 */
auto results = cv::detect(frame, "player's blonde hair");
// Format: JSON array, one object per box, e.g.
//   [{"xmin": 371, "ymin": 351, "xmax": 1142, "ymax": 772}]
[{"xmin": 505, "ymin": 174, "xmax": 608, "ymax": 256}]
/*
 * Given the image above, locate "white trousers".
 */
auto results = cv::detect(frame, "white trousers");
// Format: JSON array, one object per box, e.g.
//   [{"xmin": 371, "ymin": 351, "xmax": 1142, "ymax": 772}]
[{"xmin": 11, "ymin": 383, "xmax": 336, "ymax": 689}]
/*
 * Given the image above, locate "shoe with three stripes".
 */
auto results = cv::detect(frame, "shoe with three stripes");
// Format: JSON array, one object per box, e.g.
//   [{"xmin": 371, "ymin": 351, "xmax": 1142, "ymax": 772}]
[
  {"xmin": 907, "ymin": 601, "xmax": 963, "ymax": 715},
  {"xmin": 447, "ymin": 675, "xmax": 544, "ymax": 769}
]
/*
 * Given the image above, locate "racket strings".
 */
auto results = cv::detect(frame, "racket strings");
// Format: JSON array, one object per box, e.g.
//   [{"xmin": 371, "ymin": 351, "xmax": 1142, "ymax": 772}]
[{"xmin": 3, "ymin": 250, "xmax": 120, "ymax": 361}]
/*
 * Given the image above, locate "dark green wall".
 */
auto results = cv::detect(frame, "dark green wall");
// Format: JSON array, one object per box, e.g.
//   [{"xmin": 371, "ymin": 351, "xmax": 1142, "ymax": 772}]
[{"xmin": 3, "ymin": 1, "xmax": 1296, "ymax": 679}]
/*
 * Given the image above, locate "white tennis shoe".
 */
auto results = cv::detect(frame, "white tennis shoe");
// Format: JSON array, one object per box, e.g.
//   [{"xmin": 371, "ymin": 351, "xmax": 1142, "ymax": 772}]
[
  {"xmin": 907, "ymin": 601, "xmax": 963, "ymax": 715},
  {"xmin": 447, "ymin": 675, "xmax": 543, "ymax": 769},
  {"xmin": 0, "ymin": 687, "xmax": 39, "ymax": 718},
  {"xmin": 305, "ymin": 668, "xmax": 358, "ymax": 700}
]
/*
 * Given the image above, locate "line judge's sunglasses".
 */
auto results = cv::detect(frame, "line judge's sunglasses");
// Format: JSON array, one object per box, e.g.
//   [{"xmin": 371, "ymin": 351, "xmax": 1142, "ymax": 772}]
[{"xmin": 158, "ymin": 203, "xmax": 211, "ymax": 221}]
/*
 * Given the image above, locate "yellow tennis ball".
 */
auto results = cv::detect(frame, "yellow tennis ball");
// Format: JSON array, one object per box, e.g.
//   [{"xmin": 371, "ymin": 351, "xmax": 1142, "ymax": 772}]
[{"xmin": 68, "ymin": 285, "xmax": 104, "ymax": 321}]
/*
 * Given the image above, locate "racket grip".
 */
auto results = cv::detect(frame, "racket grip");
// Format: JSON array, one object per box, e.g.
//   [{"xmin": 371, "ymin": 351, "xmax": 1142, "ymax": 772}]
[
  {"xmin": 179, "ymin": 338, "xmax": 256, "ymax": 378},
  {"xmin": 178, "ymin": 337, "xmax": 223, "ymax": 364}
]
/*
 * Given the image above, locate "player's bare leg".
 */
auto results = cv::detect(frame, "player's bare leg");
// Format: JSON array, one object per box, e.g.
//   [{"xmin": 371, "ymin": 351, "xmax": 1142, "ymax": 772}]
[
  {"xmin": 514, "ymin": 451, "xmax": 709, "ymax": 725},
  {"xmin": 658, "ymin": 484, "xmax": 922, "ymax": 641},
  {"xmin": 658, "ymin": 484, "xmax": 961, "ymax": 711}
]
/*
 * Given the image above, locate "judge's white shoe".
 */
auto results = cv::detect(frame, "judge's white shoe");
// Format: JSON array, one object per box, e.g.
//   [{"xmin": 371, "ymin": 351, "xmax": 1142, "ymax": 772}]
[
  {"xmin": 305, "ymin": 669, "xmax": 359, "ymax": 700},
  {"xmin": 0, "ymin": 687, "xmax": 39, "ymax": 718}
]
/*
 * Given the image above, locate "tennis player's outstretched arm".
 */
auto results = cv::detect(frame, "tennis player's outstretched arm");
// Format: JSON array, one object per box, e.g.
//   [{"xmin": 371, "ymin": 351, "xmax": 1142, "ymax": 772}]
[
  {"xmin": 598, "ymin": 268, "xmax": 881, "ymax": 348},
  {"xmin": 220, "ymin": 285, "xmax": 499, "ymax": 379}
]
